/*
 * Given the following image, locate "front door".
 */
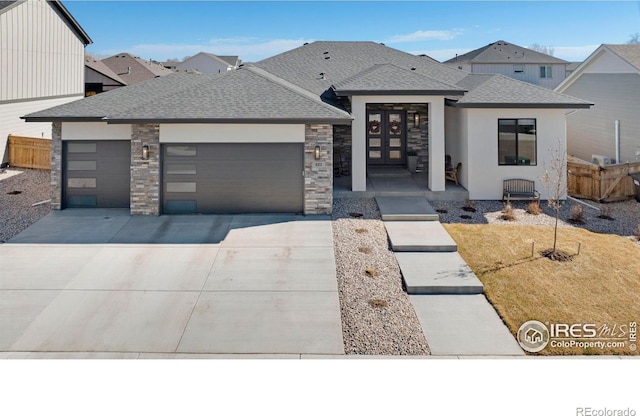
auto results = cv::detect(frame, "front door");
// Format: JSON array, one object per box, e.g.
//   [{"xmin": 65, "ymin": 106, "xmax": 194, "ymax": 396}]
[{"xmin": 367, "ymin": 110, "xmax": 406, "ymax": 166}]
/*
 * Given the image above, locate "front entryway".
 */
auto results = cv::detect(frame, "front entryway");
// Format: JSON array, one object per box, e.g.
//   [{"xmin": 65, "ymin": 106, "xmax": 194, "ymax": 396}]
[{"xmin": 366, "ymin": 110, "xmax": 406, "ymax": 166}]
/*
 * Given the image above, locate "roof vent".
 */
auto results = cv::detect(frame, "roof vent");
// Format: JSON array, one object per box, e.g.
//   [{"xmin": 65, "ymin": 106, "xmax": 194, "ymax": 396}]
[
  {"xmin": 411, "ymin": 67, "xmax": 416, "ymax": 70},
  {"xmin": 304, "ymin": 42, "xmax": 309, "ymax": 45},
  {"xmin": 324, "ymin": 56, "xmax": 330, "ymax": 60},
  {"xmin": 319, "ymin": 72, "xmax": 326, "ymax": 80},
  {"xmin": 323, "ymin": 51, "xmax": 329, "ymax": 54},
  {"xmin": 380, "ymin": 43, "xmax": 385, "ymax": 46}
]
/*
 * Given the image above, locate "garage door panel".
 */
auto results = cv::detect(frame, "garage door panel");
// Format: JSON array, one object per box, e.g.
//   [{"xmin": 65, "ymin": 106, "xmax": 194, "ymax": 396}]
[
  {"xmin": 163, "ymin": 143, "xmax": 303, "ymax": 214},
  {"xmin": 64, "ymin": 141, "xmax": 130, "ymax": 209}
]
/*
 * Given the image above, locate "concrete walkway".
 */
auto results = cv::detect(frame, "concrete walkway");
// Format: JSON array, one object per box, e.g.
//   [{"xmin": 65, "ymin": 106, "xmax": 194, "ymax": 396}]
[
  {"xmin": 377, "ymin": 196, "xmax": 524, "ymax": 356},
  {"xmin": 0, "ymin": 211, "xmax": 344, "ymax": 356}
]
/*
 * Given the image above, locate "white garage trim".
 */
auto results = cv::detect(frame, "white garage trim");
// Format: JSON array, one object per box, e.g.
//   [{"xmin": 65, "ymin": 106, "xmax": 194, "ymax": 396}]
[
  {"xmin": 62, "ymin": 122, "xmax": 131, "ymax": 140},
  {"xmin": 159, "ymin": 124, "xmax": 305, "ymax": 143}
]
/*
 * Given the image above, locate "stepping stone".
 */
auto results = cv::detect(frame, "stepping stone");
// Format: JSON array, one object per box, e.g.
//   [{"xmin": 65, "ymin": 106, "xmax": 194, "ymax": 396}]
[
  {"xmin": 396, "ymin": 252, "xmax": 483, "ymax": 294},
  {"xmin": 384, "ymin": 221, "xmax": 457, "ymax": 252},
  {"xmin": 409, "ymin": 295, "xmax": 525, "ymax": 356},
  {"xmin": 375, "ymin": 196, "xmax": 439, "ymax": 221}
]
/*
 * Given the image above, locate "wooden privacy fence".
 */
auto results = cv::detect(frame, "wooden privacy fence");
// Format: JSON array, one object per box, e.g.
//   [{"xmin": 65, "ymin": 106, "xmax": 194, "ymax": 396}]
[
  {"xmin": 7, "ymin": 135, "xmax": 51, "ymax": 170},
  {"xmin": 567, "ymin": 156, "xmax": 640, "ymax": 202}
]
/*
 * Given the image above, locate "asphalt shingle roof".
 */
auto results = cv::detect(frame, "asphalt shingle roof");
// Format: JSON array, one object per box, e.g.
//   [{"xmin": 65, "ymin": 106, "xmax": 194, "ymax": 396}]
[
  {"xmin": 101, "ymin": 53, "xmax": 175, "ymax": 85},
  {"xmin": 85, "ymin": 59, "xmax": 127, "ymax": 85},
  {"xmin": 444, "ymin": 40, "xmax": 568, "ymax": 65},
  {"xmin": 604, "ymin": 44, "xmax": 640, "ymax": 71},
  {"xmin": 452, "ymin": 74, "xmax": 591, "ymax": 107},
  {"xmin": 333, "ymin": 64, "xmax": 465, "ymax": 95},
  {"xmin": 24, "ymin": 68, "xmax": 352, "ymax": 123}
]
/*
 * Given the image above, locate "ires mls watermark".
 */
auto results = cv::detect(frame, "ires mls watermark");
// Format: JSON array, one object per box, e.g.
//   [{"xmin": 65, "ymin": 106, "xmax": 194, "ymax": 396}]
[
  {"xmin": 517, "ymin": 320, "xmax": 637, "ymax": 353},
  {"xmin": 576, "ymin": 408, "xmax": 636, "ymax": 416}
]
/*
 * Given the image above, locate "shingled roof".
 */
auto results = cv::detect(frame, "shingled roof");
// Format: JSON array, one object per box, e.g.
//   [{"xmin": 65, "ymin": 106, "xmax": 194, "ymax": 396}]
[
  {"xmin": 444, "ymin": 40, "xmax": 568, "ymax": 65},
  {"xmin": 24, "ymin": 68, "xmax": 352, "ymax": 124},
  {"xmin": 85, "ymin": 59, "xmax": 127, "ymax": 85},
  {"xmin": 101, "ymin": 53, "xmax": 175, "ymax": 85},
  {"xmin": 604, "ymin": 44, "xmax": 640, "ymax": 71}
]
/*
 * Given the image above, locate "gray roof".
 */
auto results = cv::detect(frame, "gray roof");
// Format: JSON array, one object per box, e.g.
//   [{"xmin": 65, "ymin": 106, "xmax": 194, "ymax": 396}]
[
  {"xmin": 184, "ymin": 52, "xmax": 234, "ymax": 68},
  {"xmin": 85, "ymin": 59, "xmax": 127, "ymax": 85},
  {"xmin": 451, "ymin": 74, "xmax": 591, "ymax": 108},
  {"xmin": 101, "ymin": 53, "xmax": 175, "ymax": 85},
  {"xmin": 565, "ymin": 62, "xmax": 582, "ymax": 72},
  {"xmin": 23, "ymin": 67, "xmax": 352, "ymax": 124},
  {"xmin": 1, "ymin": 0, "xmax": 92, "ymax": 45},
  {"xmin": 333, "ymin": 64, "xmax": 465, "ymax": 96},
  {"xmin": 444, "ymin": 40, "xmax": 568, "ymax": 65},
  {"xmin": 604, "ymin": 44, "xmax": 640, "ymax": 71}
]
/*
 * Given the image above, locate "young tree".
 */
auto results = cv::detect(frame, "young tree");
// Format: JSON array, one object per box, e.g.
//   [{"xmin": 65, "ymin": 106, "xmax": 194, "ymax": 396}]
[
  {"xmin": 539, "ymin": 138, "xmax": 570, "ymax": 260},
  {"xmin": 529, "ymin": 43, "xmax": 555, "ymax": 56},
  {"xmin": 628, "ymin": 33, "xmax": 640, "ymax": 44}
]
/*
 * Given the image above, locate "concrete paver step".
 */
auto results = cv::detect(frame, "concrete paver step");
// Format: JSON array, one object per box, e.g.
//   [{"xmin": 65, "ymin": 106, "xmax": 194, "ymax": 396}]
[
  {"xmin": 384, "ymin": 221, "xmax": 457, "ymax": 252},
  {"xmin": 375, "ymin": 196, "xmax": 439, "ymax": 221},
  {"xmin": 409, "ymin": 294, "xmax": 525, "ymax": 356},
  {"xmin": 396, "ymin": 252, "xmax": 484, "ymax": 294}
]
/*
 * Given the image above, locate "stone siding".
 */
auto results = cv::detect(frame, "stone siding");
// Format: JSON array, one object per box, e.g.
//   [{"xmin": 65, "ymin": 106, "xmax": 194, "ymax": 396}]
[
  {"xmin": 50, "ymin": 121, "xmax": 62, "ymax": 210},
  {"xmin": 130, "ymin": 124, "xmax": 160, "ymax": 215},
  {"xmin": 304, "ymin": 124, "xmax": 333, "ymax": 214}
]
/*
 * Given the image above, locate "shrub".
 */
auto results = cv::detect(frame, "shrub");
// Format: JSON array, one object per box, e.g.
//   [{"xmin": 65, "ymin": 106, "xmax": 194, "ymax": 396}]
[
  {"xmin": 500, "ymin": 203, "xmax": 517, "ymax": 221},
  {"xmin": 527, "ymin": 201, "xmax": 542, "ymax": 215},
  {"xmin": 462, "ymin": 199, "xmax": 477, "ymax": 212},
  {"xmin": 358, "ymin": 246, "xmax": 371, "ymax": 254},
  {"xmin": 368, "ymin": 299, "xmax": 389, "ymax": 308},
  {"xmin": 355, "ymin": 228, "xmax": 368, "ymax": 234},
  {"xmin": 365, "ymin": 268, "xmax": 377, "ymax": 277},
  {"xmin": 598, "ymin": 206, "xmax": 614, "ymax": 220},
  {"xmin": 569, "ymin": 204, "xmax": 585, "ymax": 224}
]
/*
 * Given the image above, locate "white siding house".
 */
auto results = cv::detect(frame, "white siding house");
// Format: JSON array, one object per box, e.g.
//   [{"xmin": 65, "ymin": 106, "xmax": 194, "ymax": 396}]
[
  {"xmin": 0, "ymin": 0, "xmax": 91, "ymax": 161},
  {"xmin": 555, "ymin": 44, "xmax": 640, "ymax": 164},
  {"xmin": 444, "ymin": 41, "xmax": 569, "ymax": 89}
]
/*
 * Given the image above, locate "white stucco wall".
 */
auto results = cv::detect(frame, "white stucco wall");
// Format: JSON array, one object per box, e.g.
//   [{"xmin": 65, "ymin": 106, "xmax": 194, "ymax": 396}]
[
  {"xmin": 62, "ymin": 122, "xmax": 131, "ymax": 140},
  {"xmin": 444, "ymin": 106, "xmax": 468, "ymax": 187},
  {"xmin": 351, "ymin": 95, "xmax": 446, "ymax": 192},
  {"xmin": 160, "ymin": 124, "xmax": 305, "ymax": 143},
  {"xmin": 463, "ymin": 108, "xmax": 567, "ymax": 200}
]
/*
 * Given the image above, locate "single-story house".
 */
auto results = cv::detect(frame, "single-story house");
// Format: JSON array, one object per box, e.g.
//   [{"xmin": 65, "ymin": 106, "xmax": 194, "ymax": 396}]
[
  {"xmin": 555, "ymin": 44, "xmax": 640, "ymax": 164},
  {"xmin": 84, "ymin": 58, "xmax": 127, "ymax": 96},
  {"xmin": 24, "ymin": 41, "xmax": 591, "ymax": 215}
]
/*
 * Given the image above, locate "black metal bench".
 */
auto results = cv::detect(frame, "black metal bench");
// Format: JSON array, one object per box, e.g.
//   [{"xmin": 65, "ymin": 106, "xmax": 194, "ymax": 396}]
[{"xmin": 503, "ymin": 179, "xmax": 540, "ymax": 202}]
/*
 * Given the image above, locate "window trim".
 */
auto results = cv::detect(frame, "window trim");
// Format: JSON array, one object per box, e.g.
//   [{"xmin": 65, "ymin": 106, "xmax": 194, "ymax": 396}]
[
  {"xmin": 498, "ymin": 118, "xmax": 537, "ymax": 166},
  {"xmin": 539, "ymin": 65, "xmax": 552, "ymax": 79}
]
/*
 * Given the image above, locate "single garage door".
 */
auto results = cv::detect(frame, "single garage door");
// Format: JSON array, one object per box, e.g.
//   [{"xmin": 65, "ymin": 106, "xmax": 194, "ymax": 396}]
[
  {"xmin": 162, "ymin": 143, "xmax": 304, "ymax": 214},
  {"xmin": 63, "ymin": 141, "xmax": 130, "ymax": 208}
]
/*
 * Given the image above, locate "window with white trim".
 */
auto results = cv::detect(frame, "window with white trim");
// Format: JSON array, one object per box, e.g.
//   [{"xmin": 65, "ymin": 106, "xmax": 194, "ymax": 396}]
[{"xmin": 539, "ymin": 66, "xmax": 552, "ymax": 78}]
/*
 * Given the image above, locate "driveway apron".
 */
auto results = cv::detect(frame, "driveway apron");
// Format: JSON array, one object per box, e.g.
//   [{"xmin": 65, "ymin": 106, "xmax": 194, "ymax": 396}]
[{"xmin": 0, "ymin": 211, "xmax": 344, "ymax": 356}]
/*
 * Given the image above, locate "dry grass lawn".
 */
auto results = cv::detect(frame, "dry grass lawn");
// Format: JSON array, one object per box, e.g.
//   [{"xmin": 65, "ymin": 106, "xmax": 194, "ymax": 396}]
[{"xmin": 443, "ymin": 224, "xmax": 640, "ymax": 355}]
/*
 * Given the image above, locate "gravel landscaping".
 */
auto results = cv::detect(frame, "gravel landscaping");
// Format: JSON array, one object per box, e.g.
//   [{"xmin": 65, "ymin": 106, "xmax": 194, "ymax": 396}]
[
  {"xmin": 332, "ymin": 198, "xmax": 430, "ymax": 355},
  {"xmin": 0, "ymin": 169, "xmax": 51, "ymax": 243}
]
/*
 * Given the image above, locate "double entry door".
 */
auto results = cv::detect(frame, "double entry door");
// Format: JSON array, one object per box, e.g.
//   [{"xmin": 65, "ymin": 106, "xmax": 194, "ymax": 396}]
[{"xmin": 366, "ymin": 110, "xmax": 406, "ymax": 166}]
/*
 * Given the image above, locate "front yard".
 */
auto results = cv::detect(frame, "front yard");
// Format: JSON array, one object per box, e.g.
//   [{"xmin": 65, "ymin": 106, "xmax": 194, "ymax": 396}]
[{"xmin": 444, "ymin": 223, "xmax": 640, "ymax": 355}]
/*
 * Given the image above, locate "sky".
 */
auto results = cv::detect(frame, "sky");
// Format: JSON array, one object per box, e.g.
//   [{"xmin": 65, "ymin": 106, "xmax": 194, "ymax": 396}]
[{"xmin": 66, "ymin": 1, "xmax": 640, "ymax": 63}]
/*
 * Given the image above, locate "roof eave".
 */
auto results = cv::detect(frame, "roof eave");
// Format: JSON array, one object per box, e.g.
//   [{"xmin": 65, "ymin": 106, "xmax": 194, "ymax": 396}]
[
  {"xmin": 22, "ymin": 116, "xmax": 106, "ymax": 123},
  {"xmin": 104, "ymin": 117, "xmax": 354, "ymax": 125},
  {"xmin": 51, "ymin": 1, "xmax": 92, "ymax": 45},
  {"xmin": 450, "ymin": 102, "xmax": 593, "ymax": 109},
  {"xmin": 334, "ymin": 89, "xmax": 466, "ymax": 97}
]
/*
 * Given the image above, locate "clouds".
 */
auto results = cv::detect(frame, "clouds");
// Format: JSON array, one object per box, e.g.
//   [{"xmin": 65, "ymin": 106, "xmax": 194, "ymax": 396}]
[
  {"xmin": 386, "ymin": 29, "xmax": 462, "ymax": 43},
  {"xmin": 98, "ymin": 37, "xmax": 314, "ymax": 63}
]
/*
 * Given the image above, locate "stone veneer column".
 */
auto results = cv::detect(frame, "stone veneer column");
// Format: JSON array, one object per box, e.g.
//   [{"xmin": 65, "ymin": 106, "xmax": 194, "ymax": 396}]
[
  {"xmin": 130, "ymin": 124, "xmax": 160, "ymax": 215},
  {"xmin": 50, "ymin": 121, "xmax": 62, "ymax": 210},
  {"xmin": 304, "ymin": 124, "xmax": 333, "ymax": 215}
]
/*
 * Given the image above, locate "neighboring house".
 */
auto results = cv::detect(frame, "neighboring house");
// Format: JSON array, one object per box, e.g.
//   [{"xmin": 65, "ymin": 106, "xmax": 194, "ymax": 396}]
[
  {"xmin": 84, "ymin": 58, "xmax": 127, "ymax": 96},
  {"xmin": 101, "ymin": 53, "xmax": 174, "ymax": 85},
  {"xmin": 24, "ymin": 41, "xmax": 589, "ymax": 215},
  {"xmin": 0, "ymin": 0, "xmax": 91, "ymax": 162},
  {"xmin": 555, "ymin": 44, "xmax": 640, "ymax": 164},
  {"xmin": 565, "ymin": 62, "xmax": 582, "ymax": 76},
  {"xmin": 176, "ymin": 52, "xmax": 239, "ymax": 74},
  {"xmin": 443, "ymin": 40, "xmax": 569, "ymax": 89}
]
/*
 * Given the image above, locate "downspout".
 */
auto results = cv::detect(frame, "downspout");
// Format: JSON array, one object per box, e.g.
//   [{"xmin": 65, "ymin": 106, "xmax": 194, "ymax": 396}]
[{"xmin": 614, "ymin": 120, "xmax": 620, "ymax": 163}]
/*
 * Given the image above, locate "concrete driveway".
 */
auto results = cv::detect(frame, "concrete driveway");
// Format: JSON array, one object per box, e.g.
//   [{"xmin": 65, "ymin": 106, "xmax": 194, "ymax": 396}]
[{"xmin": 0, "ymin": 210, "xmax": 344, "ymax": 358}]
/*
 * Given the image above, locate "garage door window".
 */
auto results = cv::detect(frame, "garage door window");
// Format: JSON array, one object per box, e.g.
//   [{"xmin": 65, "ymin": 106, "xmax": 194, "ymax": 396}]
[
  {"xmin": 67, "ymin": 142, "xmax": 96, "ymax": 153},
  {"xmin": 166, "ymin": 146, "xmax": 196, "ymax": 157},
  {"xmin": 67, "ymin": 178, "xmax": 97, "ymax": 188},
  {"xmin": 166, "ymin": 182, "xmax": 197, "ymax": 193},
  {"xmin": 67, "ymin": 161, "xmax": 97, "ymax": 171},
  {"xmin": 166, "ymin": 164, "xmax": 196, "ymax": 175}
]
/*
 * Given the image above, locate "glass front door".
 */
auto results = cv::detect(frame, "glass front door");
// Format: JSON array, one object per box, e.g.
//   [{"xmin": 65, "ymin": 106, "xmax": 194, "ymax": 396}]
[{"xmin": 367, "ymin": 110, "xmax": 406, "ymax": 165}]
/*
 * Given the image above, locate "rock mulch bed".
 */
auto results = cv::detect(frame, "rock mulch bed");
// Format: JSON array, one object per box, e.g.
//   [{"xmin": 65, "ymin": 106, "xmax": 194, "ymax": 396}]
[
  {"xmin": 332, "ymin": 198, "xmax": 430, "ymax": 355},
  {"xmin": 0, "ymin": 169, "xmax": 51, "ymax": 243}
]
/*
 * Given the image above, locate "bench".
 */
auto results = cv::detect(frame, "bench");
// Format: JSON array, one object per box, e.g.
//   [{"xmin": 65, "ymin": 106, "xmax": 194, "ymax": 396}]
[{"xmin": 502, "ymin": 179, "xmax": 540, "ymax": 202}]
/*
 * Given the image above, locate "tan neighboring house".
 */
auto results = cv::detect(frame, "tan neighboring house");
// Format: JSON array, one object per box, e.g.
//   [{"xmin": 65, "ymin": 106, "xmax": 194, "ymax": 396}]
[
  {"xmin": 85, "ymin": 58, "xmax": 127, "ymax": 96},
  {"xmin": 444, "ymin": 40, "xmax": 569, "ymax": 89},
  {"xmin": 0, "ymin": 0, "xmax": 91, "ymax": 162},
  {"xmin": 176, "ymin": 52, "xmax": 240, "ymax": 74},
  {"xmin": 555, "ymin": 44, "xmax": 640, "ymax": 164},
  {"xmin": 101, "ymin": 53, "xmax": 175, "ymax": 85}
]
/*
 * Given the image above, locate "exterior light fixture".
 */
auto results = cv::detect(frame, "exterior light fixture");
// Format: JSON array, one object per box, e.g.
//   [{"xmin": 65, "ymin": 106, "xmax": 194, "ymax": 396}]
[
  {"xmin": 142, "ymin": 144, "xmax": 150, "ymax": 160},
  {"xmin": 314, "ymin": 145, "xmax": 321, "ymax": 160},
  {"xmin": 414, "ymin": 113, "xmax": 420, "ymax": 127}
]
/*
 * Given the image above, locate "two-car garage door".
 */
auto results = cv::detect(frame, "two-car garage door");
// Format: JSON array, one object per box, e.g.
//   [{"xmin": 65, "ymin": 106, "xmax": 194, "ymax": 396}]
[{"xmin": 162, "ymin": 143, "xmax": 304, "ymax": 214}]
